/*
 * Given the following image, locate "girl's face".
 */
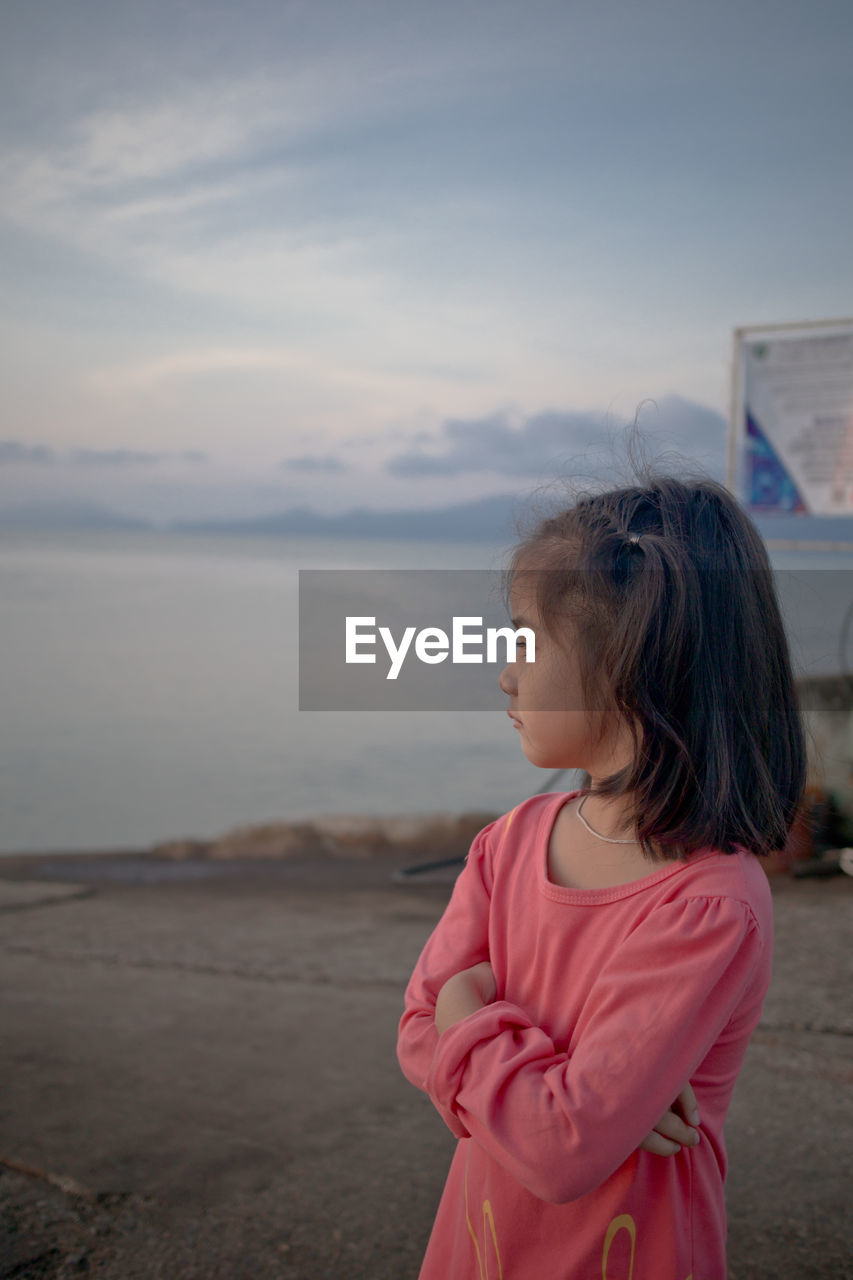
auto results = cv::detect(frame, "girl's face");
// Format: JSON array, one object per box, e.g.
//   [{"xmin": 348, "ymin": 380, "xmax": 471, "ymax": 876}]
[{"xmin": 498, "ymin": 576, "xmax": 633, "ymax": 777}]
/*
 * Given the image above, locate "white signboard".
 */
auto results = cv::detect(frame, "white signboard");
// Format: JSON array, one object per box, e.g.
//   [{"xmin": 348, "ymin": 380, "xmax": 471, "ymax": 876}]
[{"xmin": 729, "ymin": 319, "xmax": 853, "ymax": 515}]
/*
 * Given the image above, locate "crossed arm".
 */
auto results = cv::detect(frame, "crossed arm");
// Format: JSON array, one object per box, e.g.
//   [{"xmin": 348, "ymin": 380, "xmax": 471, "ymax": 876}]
[{"xmin": 435, "ymin": 960, "xmax": 701, "ymax": 1159}]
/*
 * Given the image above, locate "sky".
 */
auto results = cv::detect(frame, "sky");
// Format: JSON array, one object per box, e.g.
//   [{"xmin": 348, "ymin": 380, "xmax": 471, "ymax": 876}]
[{"xmin": 1, "ymin": 0, "xmax": 851, "ymax": 523}]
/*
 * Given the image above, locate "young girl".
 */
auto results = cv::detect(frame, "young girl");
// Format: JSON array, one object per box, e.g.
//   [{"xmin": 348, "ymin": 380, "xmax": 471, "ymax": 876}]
[{"xmin": 397, "ymin": 473, "xmax": 805, "ymax": 1279}]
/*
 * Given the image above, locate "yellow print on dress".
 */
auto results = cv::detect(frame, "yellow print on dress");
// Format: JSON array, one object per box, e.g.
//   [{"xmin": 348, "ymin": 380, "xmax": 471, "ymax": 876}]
[
  {"xmin": 602, "ymin": 1214, "xmax": 636, "ymax": 1279},
  {"xmin": 601, "ymin": 1212, "xmax": 693, "ymax": 1280},
  {"xmin": 464, "ymin": 1147, "xmax": 503, "ymax": 1280},
  {"xmin": 461, "ymin": 1193, "xmax": 694, "ymax": 1280}
]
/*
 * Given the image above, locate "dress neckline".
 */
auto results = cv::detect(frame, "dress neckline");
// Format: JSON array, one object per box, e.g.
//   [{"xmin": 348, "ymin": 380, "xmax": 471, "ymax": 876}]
[{"xmin": 538, "ymin": 791, "xmax": 721, "ymax": 905}]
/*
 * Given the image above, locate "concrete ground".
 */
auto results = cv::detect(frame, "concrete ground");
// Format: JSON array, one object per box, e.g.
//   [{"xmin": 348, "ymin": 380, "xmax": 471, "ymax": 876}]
[{"xmin": 0, "ymin": 849, "xmax": 851, "ymax": 1280}]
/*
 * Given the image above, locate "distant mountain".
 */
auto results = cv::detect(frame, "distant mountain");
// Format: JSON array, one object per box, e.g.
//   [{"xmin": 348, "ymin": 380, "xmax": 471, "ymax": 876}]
[
  {"xmin": 170, "ymin": 498, "xmax": 853, "ymax": 545},
  {"xmin": 3, "ymin": 492, "xmax": 851, "ymax": 545},
  {"xmin": 0, "ymin": 499, "xmax": 152, "ymax": 532},
  {"xmin": 168, "ymin": 493, "xmax": 525, "ymax": 542}
]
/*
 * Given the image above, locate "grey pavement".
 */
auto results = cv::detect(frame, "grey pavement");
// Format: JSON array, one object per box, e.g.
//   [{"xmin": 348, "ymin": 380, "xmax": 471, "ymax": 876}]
[{"xmin": 0, "ymin": 851, "xmax": 851, "ymax": 1279}]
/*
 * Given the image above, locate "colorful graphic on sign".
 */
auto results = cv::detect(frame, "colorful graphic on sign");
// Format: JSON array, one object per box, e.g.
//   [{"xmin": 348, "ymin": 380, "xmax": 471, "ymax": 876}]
[{"xmin": 744, "ymin": 413, "xmax": 807, "ymax": 512}]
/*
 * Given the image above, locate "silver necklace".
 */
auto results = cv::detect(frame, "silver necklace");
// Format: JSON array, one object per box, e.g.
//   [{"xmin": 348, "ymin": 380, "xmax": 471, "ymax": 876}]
[{"xmin": 576, "ymin": 793, "xmax": 637, "ymax": 845}]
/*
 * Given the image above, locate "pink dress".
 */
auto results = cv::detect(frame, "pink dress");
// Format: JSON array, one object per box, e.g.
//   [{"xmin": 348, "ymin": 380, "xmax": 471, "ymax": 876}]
[{"xmin": 397, "ymin": 790, "xmax": 773, "ymax": 1280}]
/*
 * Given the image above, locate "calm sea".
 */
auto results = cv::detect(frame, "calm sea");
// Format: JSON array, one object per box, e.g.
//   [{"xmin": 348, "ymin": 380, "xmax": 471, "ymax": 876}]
[
  {"xmin": 0, "ymin": 530, "xmax": 557, "ymax": 854},
  {"xmin": 2, "ymin": 529, "xmax": 851, "ymax": 854}
]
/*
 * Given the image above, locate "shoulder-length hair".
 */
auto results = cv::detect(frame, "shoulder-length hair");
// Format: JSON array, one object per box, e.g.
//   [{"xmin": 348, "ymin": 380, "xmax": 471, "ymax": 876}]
[{"xmin": 503, "ymin": 473, "xmax": 807, "ymax": 862}]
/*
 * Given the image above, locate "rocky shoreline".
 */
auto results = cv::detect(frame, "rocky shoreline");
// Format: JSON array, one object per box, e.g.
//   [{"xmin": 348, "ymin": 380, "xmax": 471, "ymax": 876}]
[{"xmin": 148, "ymin": 810, "xmax": 500, "ymax": 862}]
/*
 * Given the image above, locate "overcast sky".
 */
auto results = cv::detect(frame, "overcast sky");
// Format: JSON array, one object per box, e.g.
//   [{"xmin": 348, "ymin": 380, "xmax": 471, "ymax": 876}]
[{"xmin": 1, "ymin": 0, "xmax": 851, "ymax": 521}]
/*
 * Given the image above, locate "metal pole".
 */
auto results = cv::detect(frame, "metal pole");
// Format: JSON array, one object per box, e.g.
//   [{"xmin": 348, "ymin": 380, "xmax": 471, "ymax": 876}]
[{"xmin": 727, "ymin": 327, "xmax": 742, "ymax": 497}]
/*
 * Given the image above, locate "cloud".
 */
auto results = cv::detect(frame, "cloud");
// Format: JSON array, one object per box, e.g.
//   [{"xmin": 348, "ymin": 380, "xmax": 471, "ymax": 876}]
[
  {"xmin": 0, "ymin": 440, "xmax": 208, "ymax": 467},
  {"xmin": 0, "ymin": 46, "xmax": 499, "ymax": 262},
  {"xmin": 69, "ymin": 447, "xmax": 209, "ymax": 466},
  {"xmin": 81, "ymin": 343, "xmax": 477, "ymax": 421},
  {"xmin": 0, "ymin": 440, "xmax": 56, "ymax": 464},
  {"xmin": 385, "ymin": 396, "xmax": 727, "ymax": 480},
  {"xmin": 0, "ymin": 74, "xmax": 389, "ymax": 331},
  {"xmin": 0, "ymin": 75, "xmax": 317, "ymax": 215},
  {"xmin": 0, "ymin": 45, "xmax": 588, "ymax": 393},
  {"xmin": 279, "ymin": 454, "xmax": 348, "ymax": 474}
]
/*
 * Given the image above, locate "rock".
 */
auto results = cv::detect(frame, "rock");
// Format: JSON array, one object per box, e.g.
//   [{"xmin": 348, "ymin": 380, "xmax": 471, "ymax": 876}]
[
  {"xmin": 207, "ymin": 822, "xmax": 329, "ymax": 860},
  {"xmin": 149, "ymin": 838, "xmax": 212, "ymax": 861},
  {"xmin": 150, "ymin": 811, "xmax": 499, "ymax": 861}
]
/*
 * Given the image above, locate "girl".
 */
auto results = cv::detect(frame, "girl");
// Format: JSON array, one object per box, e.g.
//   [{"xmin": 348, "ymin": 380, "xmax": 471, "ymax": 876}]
[{"xmin": 397, "ymin": 473, "xmax": 805, "ymax": 1279}]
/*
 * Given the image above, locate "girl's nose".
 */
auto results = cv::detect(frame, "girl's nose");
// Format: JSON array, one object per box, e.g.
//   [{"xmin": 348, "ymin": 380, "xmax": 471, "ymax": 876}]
[{"xmin": 498, "ymin": 665, "xmax": 517, "ymax": 696}]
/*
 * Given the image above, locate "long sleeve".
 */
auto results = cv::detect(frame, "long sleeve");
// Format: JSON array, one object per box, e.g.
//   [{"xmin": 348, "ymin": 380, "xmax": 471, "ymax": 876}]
[
  {"xmin": 396, "ymin": 818, "xmax": 500, "ymax": 1137},
  {"xmin": 425, "ymin": 894, "xmax": 765, "ymax": 1203}
]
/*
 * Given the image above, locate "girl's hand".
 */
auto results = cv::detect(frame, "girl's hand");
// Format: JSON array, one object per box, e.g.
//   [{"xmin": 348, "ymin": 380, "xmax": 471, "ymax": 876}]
[
  {"xmin": 639, "ymin": 1081, "xmax": 701, "ymax": 1156},
  {"xmin": 435, "ymin": 962, "xmax": 497, "ymax": 1035}
]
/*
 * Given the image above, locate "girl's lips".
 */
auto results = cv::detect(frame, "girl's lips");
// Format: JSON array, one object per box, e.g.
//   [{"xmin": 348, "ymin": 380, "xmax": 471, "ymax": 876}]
[{"xmin": 507, "ymin": 710, "xmax": 522, "ymax": 727}]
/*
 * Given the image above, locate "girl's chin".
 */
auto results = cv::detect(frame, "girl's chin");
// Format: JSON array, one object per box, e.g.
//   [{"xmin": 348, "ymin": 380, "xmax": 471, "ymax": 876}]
[{"xmin": 520, "ymin": 746, "xmax": 576, "ymax": 770}]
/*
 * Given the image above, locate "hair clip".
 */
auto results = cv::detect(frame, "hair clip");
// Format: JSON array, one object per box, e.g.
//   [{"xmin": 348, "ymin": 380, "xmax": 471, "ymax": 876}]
[{"xmin": 625, "ymin": 532, "xmax": 643, "ymax": 545}]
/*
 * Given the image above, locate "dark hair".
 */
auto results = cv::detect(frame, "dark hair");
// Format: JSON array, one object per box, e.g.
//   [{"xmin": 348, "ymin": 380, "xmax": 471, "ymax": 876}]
[{"xmin": 504, "ymin": 469, "xmax": 807, "ymax": 863}]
